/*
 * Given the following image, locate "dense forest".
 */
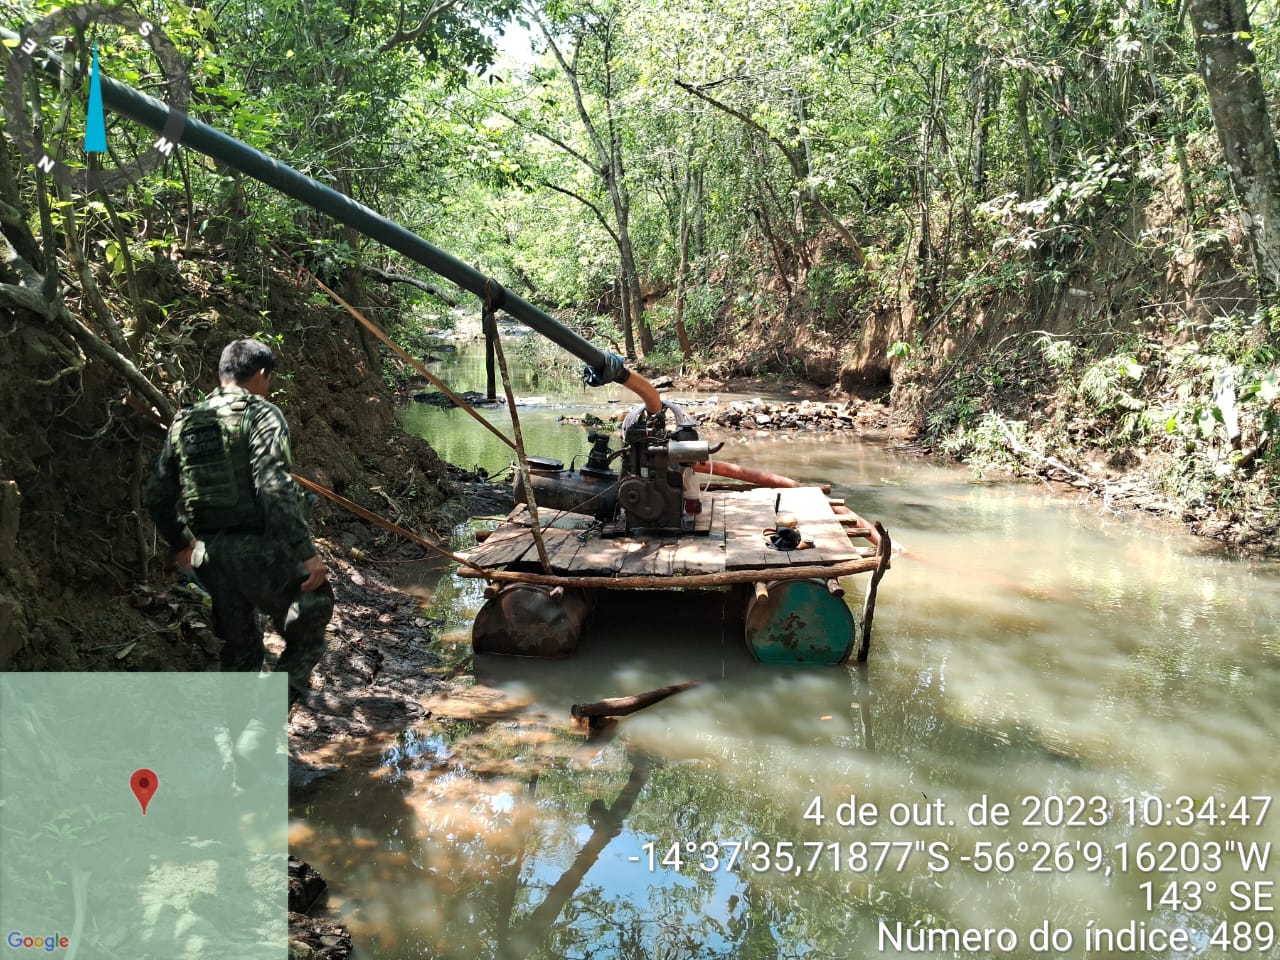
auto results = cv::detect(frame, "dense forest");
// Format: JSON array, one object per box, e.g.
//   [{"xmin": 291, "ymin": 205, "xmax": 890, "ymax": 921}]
[{"xmin": 3, "ymin": 0, "xmax": 1280, "ymax": 666}]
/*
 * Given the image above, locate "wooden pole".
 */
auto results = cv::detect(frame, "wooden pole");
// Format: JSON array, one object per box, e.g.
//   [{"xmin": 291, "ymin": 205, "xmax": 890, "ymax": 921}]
[
  {"xmin": 857, "ymin": 522, "xmax": 892, "ymax": 663},
  {"xmin": 456, "ymin": 555, "xmax": 881, "ymax": 589},
  {"xmin": 292, "ymin": 472, "xmax": 488, "ymax": 575},
  {"xmin": 483, "ymin": 307, "xmax": 498, "ymax": 401},
  {"xmin": 490, "ymin": 316, "xmax": 552, "ymax": 574}
]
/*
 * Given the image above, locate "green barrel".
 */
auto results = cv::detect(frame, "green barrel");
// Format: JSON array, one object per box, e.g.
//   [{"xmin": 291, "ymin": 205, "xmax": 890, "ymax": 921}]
[
  {"xmin": 473, "ymin": 585, "xmax": 590, "ymax": 657},
  {"xmin": 744, "ymin": 579, "xmax": 858, "ymax": 664}
]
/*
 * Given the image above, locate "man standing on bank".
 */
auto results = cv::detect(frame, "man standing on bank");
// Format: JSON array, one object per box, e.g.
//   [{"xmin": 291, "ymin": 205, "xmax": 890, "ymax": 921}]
[{"xmin": 145, "ymin": 338, "xmax": 333, "ymax": 707}]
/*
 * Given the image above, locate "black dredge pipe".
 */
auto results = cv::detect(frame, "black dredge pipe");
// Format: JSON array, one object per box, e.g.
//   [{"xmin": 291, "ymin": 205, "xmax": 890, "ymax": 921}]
[{"xmin": 5, "ymin": 24, "xmax": 661, "ymax": 409}]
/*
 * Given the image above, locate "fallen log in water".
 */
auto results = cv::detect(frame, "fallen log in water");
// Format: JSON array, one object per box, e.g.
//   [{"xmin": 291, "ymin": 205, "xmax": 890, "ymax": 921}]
[{"xmin": 571, "ymin": 680, "xmax": 702, "ymax": 721}]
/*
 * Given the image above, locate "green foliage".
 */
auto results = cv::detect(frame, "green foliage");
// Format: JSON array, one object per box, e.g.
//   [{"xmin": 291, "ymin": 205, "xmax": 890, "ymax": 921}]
[
  {"xmin": 512, "ymin": 332, "xmax": 581, "ymax": 389},
  {"xmin": 1077, "ymin": 354, "xmax": 1146, "ymax": 413},
  {"xmin": 1038, "ymin": 336, "xmax": 1078, "ymax": 371},
  {"xmin": 8, "ymin": 0, "xmax": 1276, "ymax": 530},
  {"xmin": 939, "ymin": 413, "xmax": 1027, "ymax": 475},
  {"xmin": 805, "ymin": 262, "xmax": 864, "ymax": 327},
  {"xmin": 924, "ymin": 387, "xmax": 979, "ymax": 437},
  {"xmin": 682, "ymin": 286, "xmax": 726, "ymax": 339}
]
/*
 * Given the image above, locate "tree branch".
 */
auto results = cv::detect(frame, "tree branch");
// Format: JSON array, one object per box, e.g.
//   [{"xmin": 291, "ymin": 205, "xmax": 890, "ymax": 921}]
[
  {"xmin": 541, "ymin": 181, "xmax": 620, "ymax": 244},
  {"xmin": 363, "ymin": 266, "xmax": 459, "ymax": 305},
  {"xmin": 674, "ymin": 78, "xmax": 867, "ymax": 266},
  {"xmin": 674, "ymin": 78, "xmax": 797, "ymax": 164},
  {"xmin": 377, "ymin": 0, "xmax": 463, "ymax": 53},
  {"xmin": 533, "ymin": 11, "xmax": 611, "ymax": 172},
  {"xmin": 484, "ymin": 102, "xmax": 596, "ymax": 171}
]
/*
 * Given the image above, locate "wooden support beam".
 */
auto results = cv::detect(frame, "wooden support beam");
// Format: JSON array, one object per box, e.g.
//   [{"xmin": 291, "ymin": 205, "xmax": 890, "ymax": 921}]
[
  {"xmin": 457, "ymin": 555, "xmax": 880, "ymax": 588},
  {"xmin": 857, "ymin": 522, "xmax": 892, "ymax": 663}
]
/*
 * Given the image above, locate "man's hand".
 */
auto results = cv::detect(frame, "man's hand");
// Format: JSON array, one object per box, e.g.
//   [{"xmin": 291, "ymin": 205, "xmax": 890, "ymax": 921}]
[
  {"xmin": 299, "ymin": 554, "xmax": 328, "ymax": 592},
  {"xmin": 174, "ymin": 543, "xmax": 196, "ymax": 575}
]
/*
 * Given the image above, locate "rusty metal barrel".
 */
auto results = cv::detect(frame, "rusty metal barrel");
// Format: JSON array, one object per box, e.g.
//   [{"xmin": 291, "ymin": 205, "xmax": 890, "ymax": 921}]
[
  {"xmin": 473, "ymin": 585, "xmax": 590, "ymax": 657},
  {"xmin": 744, "ymin": 579, "xmax": 858, "ymax": 664}
]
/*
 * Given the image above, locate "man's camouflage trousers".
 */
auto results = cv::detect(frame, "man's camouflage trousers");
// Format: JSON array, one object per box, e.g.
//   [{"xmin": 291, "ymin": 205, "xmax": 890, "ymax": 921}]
[{"xmin": 192, "ymin": 531, "xmax": 334, "ymax": 705}]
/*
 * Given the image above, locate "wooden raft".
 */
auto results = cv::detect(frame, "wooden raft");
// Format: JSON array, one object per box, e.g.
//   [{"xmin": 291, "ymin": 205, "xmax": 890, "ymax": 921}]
[{"xmin": 462, "ymin": 486, "xmax": 872, "ymax": 579}]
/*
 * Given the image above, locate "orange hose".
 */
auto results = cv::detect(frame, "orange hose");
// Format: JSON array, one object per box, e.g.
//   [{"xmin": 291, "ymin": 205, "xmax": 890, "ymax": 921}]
[
  {"xmin": 693, "ymin": 460, "xmax": 799, "ymax": 487},
  {"xmin": 623, "ymin": 371, "xmax": 664, "ymax": 413}
]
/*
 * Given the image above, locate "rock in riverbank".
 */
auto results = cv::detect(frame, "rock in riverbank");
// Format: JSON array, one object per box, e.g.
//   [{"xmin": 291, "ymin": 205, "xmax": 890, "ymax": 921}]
[{"xmin": 712, "ymin": 398, "xmax": 893, "ymax": 432}]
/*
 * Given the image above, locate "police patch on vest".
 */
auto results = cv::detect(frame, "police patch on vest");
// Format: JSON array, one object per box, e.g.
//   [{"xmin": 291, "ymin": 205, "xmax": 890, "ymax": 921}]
[{"xmin": 180, "ymin": 422, "xmax": 224, "ymax": 463}]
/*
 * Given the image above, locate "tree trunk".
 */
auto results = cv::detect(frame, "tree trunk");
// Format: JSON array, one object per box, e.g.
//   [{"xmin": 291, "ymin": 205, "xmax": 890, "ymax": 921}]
[
  {"xmin": 915, "ymin": 112, "xmax": 938, "ymax": 315},
  {"xmin": 788, "ymin": 86, "xmax": 814, "ymax": 234},
  {"xmin": 612, "ymin": 198, "xmax": 651, "ymax": 355},
  {"xmin": 673, "ymin": 189, "xmax": 694, "ymax": 362},
  {"xmin": 607, "ymin": 131, "xmax": 651, "ymax": 356},
  {"xmin": 1189, "ymin": 0, "xmax": 1280, "ymax": 298},
  {"xmin": 751, "ymin": 205, "xmax": 794, "ymax": 299},
  {"xmin": 617, "ymin": 277, "xmax": 635, "ymax": 358},
  {"xmin": 1016, "ymin": 72, "xmax": 1037, "ymax": 199},
  {"xmin": 674, "ymin": 80, "xmax": 867, "ymax": 266},
  {"xmin": 969, "ymin": 57, "xmax": 992, "ymax": 195},
  {"xmin": 536, "ymin": 9, "xmax": 650, "ymax": 357}
]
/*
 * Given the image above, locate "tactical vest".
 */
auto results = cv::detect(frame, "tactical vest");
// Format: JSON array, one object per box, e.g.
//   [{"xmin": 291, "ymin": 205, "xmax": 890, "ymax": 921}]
[{"xmin": 171, "ymin": 391, "xmax": 267, "ymax": 532}]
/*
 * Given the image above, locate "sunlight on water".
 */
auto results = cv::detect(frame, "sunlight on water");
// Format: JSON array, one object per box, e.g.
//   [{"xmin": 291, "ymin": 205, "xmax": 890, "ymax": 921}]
[{"xmin": 292, "ymin": 340, "xmax": 1280, "ymax": 959}]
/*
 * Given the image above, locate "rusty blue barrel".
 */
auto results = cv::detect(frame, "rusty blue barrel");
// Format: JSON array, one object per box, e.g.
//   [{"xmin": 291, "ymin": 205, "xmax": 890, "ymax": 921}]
[
  {"xmin": 473, "ymin": 584, "xmax": 590, "ymax": 657},
  {"xmin": 744, "ymin": 579, "xmax": 857, "ymax": 664}
]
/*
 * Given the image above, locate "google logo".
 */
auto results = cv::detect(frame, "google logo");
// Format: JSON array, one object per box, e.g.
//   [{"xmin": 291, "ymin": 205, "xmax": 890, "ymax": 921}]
[{"xmin": 5, "ymin": 932, "xmax": 69, "ymax": 952}]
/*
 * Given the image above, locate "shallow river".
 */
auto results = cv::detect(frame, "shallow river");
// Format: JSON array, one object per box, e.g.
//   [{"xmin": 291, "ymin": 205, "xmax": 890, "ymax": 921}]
[{"xmin": 290, "ymin": 335, "xmax": 1280, "ymax": 959}]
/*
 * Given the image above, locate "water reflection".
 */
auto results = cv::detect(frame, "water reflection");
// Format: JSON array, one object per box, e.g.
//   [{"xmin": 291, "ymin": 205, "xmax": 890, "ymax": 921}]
[{"xmin": 290, "ymin": 343, "xmax": 1280, "ymax": 958}]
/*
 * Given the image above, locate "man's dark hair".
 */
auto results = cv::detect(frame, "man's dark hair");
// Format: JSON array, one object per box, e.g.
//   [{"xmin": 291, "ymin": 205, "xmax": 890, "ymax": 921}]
[{"xmin": 218, "ymin": 339, "xmax": 276, "ymax": 383}]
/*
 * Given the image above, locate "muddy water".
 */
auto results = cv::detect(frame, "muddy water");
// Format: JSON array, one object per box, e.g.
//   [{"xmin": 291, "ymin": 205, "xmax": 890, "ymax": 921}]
[{"xmin": 290, "ymin": 338, "xmax": 1280, "ymax": 959}]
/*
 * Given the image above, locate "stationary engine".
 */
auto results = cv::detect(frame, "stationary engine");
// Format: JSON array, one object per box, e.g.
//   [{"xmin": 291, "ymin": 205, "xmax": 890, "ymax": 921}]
[{"xmin": 513, "ymin": 403, "xmax": 718, "ymax": 533}]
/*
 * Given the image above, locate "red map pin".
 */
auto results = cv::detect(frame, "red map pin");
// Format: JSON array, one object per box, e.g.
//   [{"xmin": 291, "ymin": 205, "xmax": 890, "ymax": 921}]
[{"xmin": 130, "ymin": 768, "xmax": 159, "ymax": 815}]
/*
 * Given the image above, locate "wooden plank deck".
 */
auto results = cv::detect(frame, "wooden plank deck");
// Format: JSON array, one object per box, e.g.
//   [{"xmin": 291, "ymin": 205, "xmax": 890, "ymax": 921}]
[{"xmin": 462, "ymin": 485, "xmax": 868, "ymax": 578}]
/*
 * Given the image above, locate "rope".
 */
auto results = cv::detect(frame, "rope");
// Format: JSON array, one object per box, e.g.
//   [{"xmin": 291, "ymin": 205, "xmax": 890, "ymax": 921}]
[
  {"xmin": 273, "ymin": 245, "xmax": 517, "ymax": 452},
  {"xmin": 292, "ymin": 472, "xmax": 489, "ymax": 577},
  {"xmin": 485, "ymin": 295, "xmax": 552, "ymax": 574}
]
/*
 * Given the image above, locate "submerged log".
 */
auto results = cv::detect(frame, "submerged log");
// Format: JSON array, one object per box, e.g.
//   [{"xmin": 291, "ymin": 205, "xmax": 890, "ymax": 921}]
[{"xmin": 571, "ymin": 680, "xmax": 702, "ymax": 720}]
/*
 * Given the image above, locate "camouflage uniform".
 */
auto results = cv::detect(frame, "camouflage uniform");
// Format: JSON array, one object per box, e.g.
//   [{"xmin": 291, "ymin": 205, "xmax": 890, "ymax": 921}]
[{"xmin": 145, "ymin": 385, "xmax": 333, "ymax": 704}]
